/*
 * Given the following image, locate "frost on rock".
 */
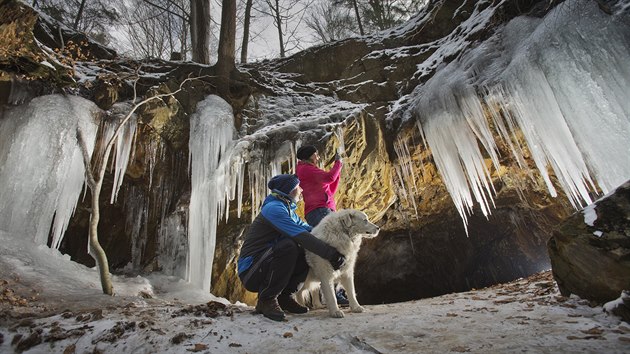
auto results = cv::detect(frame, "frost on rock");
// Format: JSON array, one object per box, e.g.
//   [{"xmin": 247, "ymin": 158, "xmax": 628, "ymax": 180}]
[
  {"xmin": 0, "ymin": 95, "xmax": 99, "ymax": 248},
  {"xmin": 404, "ymin": 0, "xmax": 630, "ymax": 230}
]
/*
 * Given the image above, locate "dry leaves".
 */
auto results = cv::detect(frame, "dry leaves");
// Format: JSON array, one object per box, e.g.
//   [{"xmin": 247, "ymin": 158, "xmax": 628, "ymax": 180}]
[{"xmin": 187, "ymin": 343, "xmax": 208, "ymax": 352}]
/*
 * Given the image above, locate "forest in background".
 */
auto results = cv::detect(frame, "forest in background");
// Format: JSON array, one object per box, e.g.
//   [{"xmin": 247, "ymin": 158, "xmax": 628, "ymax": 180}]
[{"xmin": 29, "ymin": 0, "xmax": 428, "ymax": 63}]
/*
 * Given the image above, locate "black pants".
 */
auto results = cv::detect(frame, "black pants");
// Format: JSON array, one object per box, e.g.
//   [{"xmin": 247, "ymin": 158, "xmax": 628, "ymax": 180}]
[{"xmin": 241, "ymin": 238, "xmax": 309, "ymax": 300}]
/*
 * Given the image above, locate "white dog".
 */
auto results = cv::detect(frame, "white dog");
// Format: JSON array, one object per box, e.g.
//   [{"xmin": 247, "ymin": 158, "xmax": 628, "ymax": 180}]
[{"xmin": 296, "ymin": 209, "xmax": 380, "ymax": 318}]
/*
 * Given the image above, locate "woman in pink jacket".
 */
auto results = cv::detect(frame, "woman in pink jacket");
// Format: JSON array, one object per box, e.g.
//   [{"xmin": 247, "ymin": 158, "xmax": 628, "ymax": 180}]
[
  {"xmin": 295, "ymin": 145, "xmax": 343, "ymax": 227},
  {"xmin": 295, "ymin": 145, "xmax": 349, "ymax": 305}
]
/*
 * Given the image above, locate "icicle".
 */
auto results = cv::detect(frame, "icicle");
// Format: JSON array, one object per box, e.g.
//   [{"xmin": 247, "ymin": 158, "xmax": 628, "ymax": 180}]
[
  {"xmin": 124, "ymin": 184, "xmax": 148, "ymax": 269},
  {"xmin": 147, "ymin": 140, "xmax": 159, "ymax": 189},
  {"xmin": 393, "ymin": 136, "xmax": 419, "ymax": 216},
  {"xmin": 482, "ymin": 86, "xmax": 528, "ymax": 169},
  {"xmin": 334, "ymin": 126, "xmax": 346, "ymax": 156},
  {"xmin": 407, "ymin": 0, "xmax": 630, "ymax": 231},
  {"xmin": 158, "ymin": 208, "xmax": 188, "ymax": 279},
  {"xmin": 411, "ymin": 82, "xmax": 499, "ymax": 230},
  {"xmin": 109, "ymin": 111, "xmax": 138, "ymax": 204},
  {"xmin": 187, "ymin": 95, "xmax": 236, "ymax": 292},
  {"xmin": 0, "ymin": 95, "xmax": 99, "ymax": 248}
]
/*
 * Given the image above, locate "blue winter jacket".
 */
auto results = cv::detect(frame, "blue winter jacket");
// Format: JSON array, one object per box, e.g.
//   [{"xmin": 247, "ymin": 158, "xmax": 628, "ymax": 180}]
[{"xmin": 237, "ymin": 191, "xmax": 337, "ymax": 275}]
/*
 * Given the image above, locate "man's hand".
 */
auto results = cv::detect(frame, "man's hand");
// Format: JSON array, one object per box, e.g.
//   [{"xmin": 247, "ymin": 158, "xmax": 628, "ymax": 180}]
[
  {"xmin": 334, "ymin": 152, "xmax": 342, "ymax": 162},
  {"xmin": 329, "ymin": 251, "xmax": 345, "ymax": 270}
]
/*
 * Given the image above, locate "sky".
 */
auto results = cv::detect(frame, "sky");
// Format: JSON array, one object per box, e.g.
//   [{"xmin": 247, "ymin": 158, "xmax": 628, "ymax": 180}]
[{"xmin": 1, "ymin": 229, "xmax": 629, "ymax": 353}]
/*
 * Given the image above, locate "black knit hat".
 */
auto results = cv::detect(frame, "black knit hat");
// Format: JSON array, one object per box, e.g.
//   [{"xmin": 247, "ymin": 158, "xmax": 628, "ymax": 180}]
[
  {"xmin": 297, "ymin": 145, "xmax": 317, "ymax": 160},
  {"xmin": 268, "ymin": 174, "xmax": 300, "ymax": 195}
]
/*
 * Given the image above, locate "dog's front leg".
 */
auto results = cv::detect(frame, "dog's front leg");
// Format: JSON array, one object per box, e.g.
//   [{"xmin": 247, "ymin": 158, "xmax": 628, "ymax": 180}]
[
  {"xmin": 339, "ymin": 272, "xmax": 364, "ymax": 313},
  {"xmin": 320, "ymin": 278, "xmax": 343, "ymax": 318}
]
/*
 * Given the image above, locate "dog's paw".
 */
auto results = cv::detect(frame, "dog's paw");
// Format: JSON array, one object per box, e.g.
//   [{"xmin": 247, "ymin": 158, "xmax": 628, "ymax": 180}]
[
  {"xmin": 351, "ymin": 305, "xmax": 365, "ymax": 313},
  {"xmin": 330, "ymin": 310, "xmax": 345, "ymax": 318}
]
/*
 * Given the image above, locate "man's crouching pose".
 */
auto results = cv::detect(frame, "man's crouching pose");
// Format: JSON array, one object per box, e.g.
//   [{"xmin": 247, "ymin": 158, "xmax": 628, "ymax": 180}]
[{"xmin": 237, "ymin": 174, "xmax": 345, "ymax": 321}]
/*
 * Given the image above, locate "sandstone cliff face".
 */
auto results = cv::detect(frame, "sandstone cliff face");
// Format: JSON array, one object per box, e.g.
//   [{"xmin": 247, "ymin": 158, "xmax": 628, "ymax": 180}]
[{"xmin": 3, "ymin": 0, "xmax": 626, "ymax": 306}]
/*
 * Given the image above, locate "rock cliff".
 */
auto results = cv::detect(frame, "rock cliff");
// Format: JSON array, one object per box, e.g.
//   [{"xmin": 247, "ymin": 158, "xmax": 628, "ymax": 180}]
[{"xmin": 1, "ymin": 0, "xmax": 628, "ymax": 306}]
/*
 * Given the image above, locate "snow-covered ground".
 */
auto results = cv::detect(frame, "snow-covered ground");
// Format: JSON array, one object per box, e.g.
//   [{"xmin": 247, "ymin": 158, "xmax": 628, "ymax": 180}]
[{"xmin": 1, "ymin": 230, "xmax": 628, "ymax": 353}]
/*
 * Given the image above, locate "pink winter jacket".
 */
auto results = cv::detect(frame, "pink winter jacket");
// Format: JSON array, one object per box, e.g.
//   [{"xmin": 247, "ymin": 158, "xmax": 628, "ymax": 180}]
[{"xmin": 296, "ymin": 160, "xmax": 342, "ymax": 215}]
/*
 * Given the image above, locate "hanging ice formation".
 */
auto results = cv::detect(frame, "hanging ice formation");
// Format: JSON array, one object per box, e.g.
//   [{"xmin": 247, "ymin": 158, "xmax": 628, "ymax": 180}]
[
  {"xmin": 0, "ymin": 95, "xmax": 99, "ymax": 247},
  {"xmin": 403, "ymin": 0, "xmax": 630, "ymax": 231},
  {"xmin": 187, "ymin": 95, "xmax": 239, "ymax": 291},
  {"xmin": 394, "ymin": 136, "xmax": 420, "ymax": 215},
  {"xmin": 98, "ymin": 103, "xmax": 138, "ymax": 204},
  {"xmin": 0, "ymin": 94, "xmax": 142, "ymax": 253}
]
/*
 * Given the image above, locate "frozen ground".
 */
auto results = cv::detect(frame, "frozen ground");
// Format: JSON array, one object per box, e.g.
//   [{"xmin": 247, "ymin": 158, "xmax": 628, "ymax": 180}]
[{"xmin": 0, "ymin": 229, "xmax": 628, "ymax": 353}]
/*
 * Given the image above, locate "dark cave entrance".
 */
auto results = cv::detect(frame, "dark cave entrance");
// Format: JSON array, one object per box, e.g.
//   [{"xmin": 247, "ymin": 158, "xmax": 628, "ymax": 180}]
[{"xmin": 354, "ymin": 205, "xmax": 561, "ymax": 305}]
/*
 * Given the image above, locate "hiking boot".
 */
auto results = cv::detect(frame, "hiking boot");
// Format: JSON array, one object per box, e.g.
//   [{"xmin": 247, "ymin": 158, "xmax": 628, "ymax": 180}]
[
  {"xmin": 255, "ymin": 297, "xmax": 286, "ymax": 321},
  {"xmin": 336, "ymin": 288, "xmax": 349, "ymax": 307},
  {"xmin": 278, "ymin": 293, "xmax": 308, "ymax": 314}
]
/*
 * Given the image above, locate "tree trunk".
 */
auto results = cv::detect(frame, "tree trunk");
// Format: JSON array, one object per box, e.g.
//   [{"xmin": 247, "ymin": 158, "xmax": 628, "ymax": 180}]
[
  {"xmin": 76, "ymin": 128, "xmax": 113, "ymax": 296},
  {"xmin": 190, "ymin": 0, "xmax": 211, "ymax": 64},
  {"xmin": 73, "ymin": 0, "xmax": 88, "ymax": 30},
  {"xmin": 89, "ymin": 179, "xmax": 114, "ymax": 295},
  {"xmin": 240, "ymin": 0, "xmax": 253, "ymax": 63},
  {"xmin": 216, "ymin": 0, "xmax": 236, "ymax": 77},
  {"xmin": 352, "ymin": 0, "xmax": 364, "ymax": 35},
  {"xmin": 181, "ymin": 12, "xmax": 189, "ymax": 60},
  {"xmin": 274, "ymin": 0, "xmax": 285, "ymax": 57}
]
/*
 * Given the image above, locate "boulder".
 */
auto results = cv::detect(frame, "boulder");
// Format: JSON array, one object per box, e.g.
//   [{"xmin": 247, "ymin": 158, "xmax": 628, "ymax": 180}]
[{"xmin": 548, "ymin": 180, "xmax": 630, "ymax": 303}]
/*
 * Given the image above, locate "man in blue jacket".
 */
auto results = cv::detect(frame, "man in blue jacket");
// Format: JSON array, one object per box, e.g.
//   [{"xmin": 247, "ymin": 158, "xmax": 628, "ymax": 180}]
[{"xmin": 238, "ymin": 174, "xmax": 345, "ymax": 321}]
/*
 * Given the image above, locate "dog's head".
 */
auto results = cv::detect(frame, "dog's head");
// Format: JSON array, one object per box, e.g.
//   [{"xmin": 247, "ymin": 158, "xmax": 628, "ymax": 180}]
[{"xmin": 338, "ymin": 209, "xmax": 380, "ymax": 239}]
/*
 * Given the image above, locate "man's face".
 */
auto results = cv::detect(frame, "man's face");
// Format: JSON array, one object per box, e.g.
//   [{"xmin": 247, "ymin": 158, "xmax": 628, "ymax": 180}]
[
  {"xmin": 289, "ymin": 184, "xmax": 303, "ymax": 202},
  {"xmin": 309, "ymin": 151, "xmax": 320, "ymax": 164}
]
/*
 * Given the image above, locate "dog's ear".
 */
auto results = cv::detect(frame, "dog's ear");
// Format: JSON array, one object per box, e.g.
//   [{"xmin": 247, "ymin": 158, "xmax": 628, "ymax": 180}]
[{"xmin": 341, "ymin": 212, "xmax": 353, "ymax": 229}]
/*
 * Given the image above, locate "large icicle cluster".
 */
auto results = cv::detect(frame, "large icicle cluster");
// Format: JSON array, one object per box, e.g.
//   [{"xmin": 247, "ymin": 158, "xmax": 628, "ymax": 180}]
[
  {"xmin": 405, "ymin": 0, "xmax": 630, "ymax": 229},
  {"xmin": 187, "ymin": 95, "xmax": 238, "ymax": 291},
  {"xmin": 0, "ymin": 95, "xmax": 99, "ymax": 248}
]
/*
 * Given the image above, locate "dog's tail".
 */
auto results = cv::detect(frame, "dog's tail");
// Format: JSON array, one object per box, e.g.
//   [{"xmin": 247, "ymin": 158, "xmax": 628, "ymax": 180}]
[
  {"xmin": 295, "ymin": 271, "xmax": 321, "ymax": 308},
  {"xmin": 294, "ymin": 287, "xmax": 311, "ymax": 307}
]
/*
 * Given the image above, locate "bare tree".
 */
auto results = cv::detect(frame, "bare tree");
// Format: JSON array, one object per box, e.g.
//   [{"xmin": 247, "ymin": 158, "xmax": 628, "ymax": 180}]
[
  {"xmin": 361, "ymin": 0, "xmax": 425, "ymax": 32},
  {"xmin": 190, "ymin": 0, "xmax": 211, "ymax": 63},
  {"xmin": 121, "ymin": 0, "xmax": 190, "ymax": 60},
  {"xmin": 334, "ymin": 0, "xmax": 364, "ymax": 35},
  {"xmin": 33, "ymin": 0, "xmax": 120, "ymax": 45},
  {"xmin": 76, "ymin": 75, "xmax": 209, "ymax": 295},
  {"xmin": 240, "ymin": 0, "xmax": 254, "ymax": 63},
  {"xmin": 305, "ymin": 2, "xmax": 357, "ymax": 43},
  {"xmin": 216, "ymin": 0, "xmax": 236, "ymax": 77},
  {"xmin": 332, "ymin": 0, "xmax": 425, "ymax": 34},
  {"xmin": 73, "ymin": 0, "xmax": 87, "ymax": 29},
  {"xmin": 258, "ymin": 0, "xmax": 315, "ymax": 57}
]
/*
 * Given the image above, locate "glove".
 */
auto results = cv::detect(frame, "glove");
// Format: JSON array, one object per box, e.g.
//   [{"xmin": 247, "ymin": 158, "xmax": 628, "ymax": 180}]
[
  {"xmin": 328, "ymin": 251, "xmax": 345, "ymax": 270},
  {"xmin": 334, "ymin": 153, "xmax": 342, "ymax": 162}
]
